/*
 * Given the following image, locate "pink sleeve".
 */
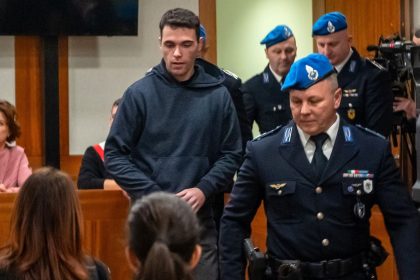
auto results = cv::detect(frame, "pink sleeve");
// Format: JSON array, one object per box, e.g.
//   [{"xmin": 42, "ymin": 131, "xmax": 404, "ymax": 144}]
[{"xmin": 17, "ymin": 150, "xmax": 32, "ymax": 187}]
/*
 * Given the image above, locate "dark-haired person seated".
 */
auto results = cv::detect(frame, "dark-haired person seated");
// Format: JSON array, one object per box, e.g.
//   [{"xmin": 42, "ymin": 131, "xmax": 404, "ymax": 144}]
[
  {"xmin": 0, "ymin": 167, "xmax": 110, "ymax": 280},
  {"xmin": 0, "ymin": 100, "xmax": 31, "ymax": 193},
  {"xmin": 125, "ymin": 192, "xmax": 202, "ymax": 280},
  {"xmin": 78, "ymin": 98, "xmax": 122, "ymax": 190}
]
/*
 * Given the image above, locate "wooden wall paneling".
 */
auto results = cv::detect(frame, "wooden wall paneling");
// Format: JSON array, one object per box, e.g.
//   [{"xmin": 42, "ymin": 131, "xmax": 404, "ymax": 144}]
[
  {"xmin": 325, "ymin": 0, "xmax": 400, "ymax": 58},
  {"xmin": 199, "ymin": 0, "xmax": 217, "ymax": 64},
  {"xmin": 312, "ymin": 0, "xmax": 326, "ymax": 51},
  {"xmin": 401, "ymin": 0, "xmax": 412, "ymax": 39},
  {"xmin": 14, "ymin": 37, "xmax": 44, "ymax": 170}
]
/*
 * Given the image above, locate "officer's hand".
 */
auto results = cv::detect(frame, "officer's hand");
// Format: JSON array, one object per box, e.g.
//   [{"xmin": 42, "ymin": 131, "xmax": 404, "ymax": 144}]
[
  {"xmin": 0, "ymin": 183, "xmax": 6, "ymax": 192},
  {"xmin": 393, "ymin": 97, "xmax": 416, "ymax": 119},
  {"xmin": 176, "ymin": 187, "xmax": 206, "ymax": 213}
]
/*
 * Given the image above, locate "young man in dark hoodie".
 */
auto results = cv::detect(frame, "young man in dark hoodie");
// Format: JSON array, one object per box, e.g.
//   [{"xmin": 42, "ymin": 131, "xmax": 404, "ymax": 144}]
[{"xmin": 104, "ymin": 8, "xmax": 242, "ymax": 280}]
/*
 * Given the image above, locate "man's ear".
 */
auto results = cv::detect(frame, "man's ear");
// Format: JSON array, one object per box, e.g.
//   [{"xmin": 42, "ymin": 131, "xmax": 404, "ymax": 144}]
[
  {"xmin": 348, "ymin": 34, "xmax": 353, "ymax": 45},
  {"xmin": 189, "ymin": 245, "xmax": 202, "ymax": 269},
  {"xmin": 198, "ymin": 37, "xmax": 204, "ymax": 52},
  {"xmin": 125, "ymin": 247, "xmax": 141, "ymax": 273}
]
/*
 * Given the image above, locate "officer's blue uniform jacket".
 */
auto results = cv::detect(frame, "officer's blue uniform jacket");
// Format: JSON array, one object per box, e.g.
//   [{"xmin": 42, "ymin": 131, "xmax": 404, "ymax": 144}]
[
  {"xmin": 337, "ymin": 48, "xmax": 393, "ymax": 137},
  {"xmin": 196, "ymin": 58, "xmax": 253, "ymax": 152},
  {"xmin": 243, "ymin": 65, "xmax": 292, "ymax": 134},
  {"xmin": 219, "ymin": 121, "xmax": 420, "ymax": 280}
]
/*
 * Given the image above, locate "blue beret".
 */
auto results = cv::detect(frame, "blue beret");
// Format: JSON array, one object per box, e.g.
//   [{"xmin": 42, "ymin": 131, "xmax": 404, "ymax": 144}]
[
  {"xmin": 281, "ymin": 54, "xmax": 335, "ymax": 91},
  {"xmin": 260, "ymin": 25, "xmax": 293, "ymax": 48},
  {"xmin": 312, "ymin": 11, "xmax": 347, "ymax": 36},
  {"xmin": 199, "ymin": 24, "xmax": 207, "ymax": 42}
]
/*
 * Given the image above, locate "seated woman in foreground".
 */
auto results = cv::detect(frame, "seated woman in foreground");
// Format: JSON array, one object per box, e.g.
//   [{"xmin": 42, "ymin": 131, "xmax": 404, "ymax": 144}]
[
  {"xmin": 125, "ymin": 192, "xmax": 202, "ymax": 280},
  {"xmin": 0, "ymin": 167, "xmax": 110, "ymax": 280},
  {"xmin": 0, "ymin": 100, "xmax": 31, "ymax": 193}
]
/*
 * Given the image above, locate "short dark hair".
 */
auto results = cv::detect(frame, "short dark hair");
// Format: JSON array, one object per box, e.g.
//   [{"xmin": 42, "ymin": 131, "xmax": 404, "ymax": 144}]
[
  {"xmin": 126, "ymin": 192, "xmax": 201, "ymax": 280},
  {"xmin": 159, "ymin": 8, "xmax": 200, "ymax": 41},
  {"xmin": 0, "ymin": 99, "xmax": 21, "ymax": 142},
  {"xmin": 112, "ymin": 97, "xmax": 122, "ymax": 108}
]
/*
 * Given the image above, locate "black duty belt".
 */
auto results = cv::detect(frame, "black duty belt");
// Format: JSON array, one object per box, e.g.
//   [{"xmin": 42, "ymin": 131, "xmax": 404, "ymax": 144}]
[{"xmin": 268, "ymin": 253, "xmax": 365, "ymax": 279}]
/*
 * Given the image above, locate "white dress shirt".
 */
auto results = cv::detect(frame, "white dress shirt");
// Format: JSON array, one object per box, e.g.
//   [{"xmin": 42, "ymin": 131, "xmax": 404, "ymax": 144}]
[{"xmin": 297, "ymin": 114, "xmax": 340, "ymax": 162}]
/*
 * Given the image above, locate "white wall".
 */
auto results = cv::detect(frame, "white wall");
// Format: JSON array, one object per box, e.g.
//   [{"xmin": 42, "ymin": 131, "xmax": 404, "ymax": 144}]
[
  {"xmin": 414, "ymin": 0, "xmax": 420, "ymax": 32},
  {"xmin": 0, "ymin": 37, "xmax": 15, "ymax": 104},
  {"xmin": 216, "ymin": 0, "xmax": 313, "ymax": 81},
  {"xmin": 69, "ymin": 0, "xmax": 198, "ymax": 154}
]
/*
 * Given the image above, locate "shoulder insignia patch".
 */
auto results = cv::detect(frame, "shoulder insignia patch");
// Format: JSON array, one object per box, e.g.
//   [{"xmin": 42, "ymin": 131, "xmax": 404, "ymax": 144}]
[
  {"xmin": 222, "ymin": 69, "xmax": 239, "ymax": 80},
  {"xmin": 367, "ymin": 59, "xmax": 385, "ymax": 71},
  {"xmin": 355, "ymin": 125, "xmax": 386, "ymax": 139},
  {"xmin": 263, "ymin": 72, "xmax": 270, "ymax": 84},
  {"xmin": 252, "ymin": 125, "xmax": 283, "ymax": 141}
]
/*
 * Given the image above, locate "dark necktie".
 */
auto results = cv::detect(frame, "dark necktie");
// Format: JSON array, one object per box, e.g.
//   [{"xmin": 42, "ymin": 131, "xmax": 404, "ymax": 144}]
[{"xmin": 310, "ymin": 133, "xmax": 329, "ymax": 179}]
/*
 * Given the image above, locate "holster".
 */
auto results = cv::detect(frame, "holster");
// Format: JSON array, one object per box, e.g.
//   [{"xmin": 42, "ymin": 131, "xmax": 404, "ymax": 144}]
[{"xmin": 367, "ymin": 236, "xmax": 389, "ymax": 267}]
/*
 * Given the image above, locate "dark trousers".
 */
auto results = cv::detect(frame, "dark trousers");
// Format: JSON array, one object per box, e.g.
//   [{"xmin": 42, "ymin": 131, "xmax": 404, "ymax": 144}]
[{"xmin": 193, "ymin": 218, "xmax": 219, "ymax": 280}]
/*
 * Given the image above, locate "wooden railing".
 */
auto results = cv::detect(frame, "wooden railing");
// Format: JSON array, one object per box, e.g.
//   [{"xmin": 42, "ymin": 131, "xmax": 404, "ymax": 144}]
[{"xmin": 1, "ymin": 191, "xmax": 399, "ymax": 280}]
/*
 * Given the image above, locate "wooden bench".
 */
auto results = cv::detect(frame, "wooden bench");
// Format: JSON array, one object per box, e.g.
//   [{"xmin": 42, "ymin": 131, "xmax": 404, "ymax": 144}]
[{"xmin": 0, "ymin": 190, "xmax": 132, "ymax": 280}]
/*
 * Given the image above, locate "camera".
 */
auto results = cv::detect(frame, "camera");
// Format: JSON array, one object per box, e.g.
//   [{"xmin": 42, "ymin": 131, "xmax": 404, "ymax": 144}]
[{"xmin": 367, "ymin": 35, "xmax": 413, "ymax": 99}]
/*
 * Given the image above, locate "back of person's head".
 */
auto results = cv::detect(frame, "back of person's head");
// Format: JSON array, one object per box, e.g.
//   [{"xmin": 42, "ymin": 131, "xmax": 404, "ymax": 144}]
[
  {"xmin": 0, "ymin": 99, "xmax": 21, "ymax": 143},
  {"xmin": 159, "ymin": 8, "xmax": 200, "ymax": 41},
  {"xmin": 0, "ymin": 167, "xmax": 89, "ymax": 280},
  {"xmin": 126, "ymin": 192, "xmax": 202, "ymax": 280}
]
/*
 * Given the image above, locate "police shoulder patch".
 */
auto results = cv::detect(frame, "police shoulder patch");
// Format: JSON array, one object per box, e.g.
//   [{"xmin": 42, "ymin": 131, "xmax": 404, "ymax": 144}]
[
  {"xmin": 252, "ymin": 125, "xmax": 283, "ymax": 141},
  {"xmin": 366, "ymin": 59, "xmax": 385, "ymax": 71},
  {"xmin": 355, "ymin": 125, "xmax": 386, "ymax": 139},
  {"xmin": 222, "ymin": 69, "xmax": 239, "ymax": 80}
]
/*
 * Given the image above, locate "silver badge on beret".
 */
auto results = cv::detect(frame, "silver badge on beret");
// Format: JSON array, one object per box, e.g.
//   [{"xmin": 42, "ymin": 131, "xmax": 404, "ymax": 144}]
[
  {"xmin": 327, "ymin": 21, "xmax": 335, "ymax": 33},
  {"xmin": 363, "ymin": 179, "xmax": 373, "ymax": 193},
  {"xmin": 284, "ymin": 27, "xmax": 291, "ymax": 38},
  {"xmin": 306, "ymin": 65, "xmax": 319, "ymax": 81}
]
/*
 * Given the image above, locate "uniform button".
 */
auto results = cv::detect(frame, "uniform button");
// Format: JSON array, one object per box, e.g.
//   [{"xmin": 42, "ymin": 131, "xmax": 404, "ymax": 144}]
[
  {"xmin": 356, "ymin": 189, "xmax": 362, "ymax": 195},
  {"xmin": 277, "ymin": 190, "xmax": 282, "ymax": 195},
  {"xmin": 316, "ymin": 212, "xmax": 324, "ymax": 220},
  {"xmin": 315, "ymin": 187, "xmax": 323, "ymax": 194},
  {"xmin": 322, "ymin": 239, "xmax": 330, "ymax": 246}
]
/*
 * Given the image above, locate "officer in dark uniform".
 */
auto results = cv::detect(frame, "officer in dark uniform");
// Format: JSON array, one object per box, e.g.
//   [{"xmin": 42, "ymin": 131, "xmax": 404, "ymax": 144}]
[
  {"xmin": 197, "ymin": 24, "xmax": 252, "ymax": 151},
  {"xmin": 219, "ymin": 54, "xmax": 420, "ymax": 280},
  {"xmin": 197, "ymin": 24, "xmax": 252, "ymax": 231},
  {"xmin": 313, "ymin": 12, "xmax": 393, "ymax": 137},
  {"xmin": 243, "ymin": 25, "xmax": 296, "ymax": 135}
]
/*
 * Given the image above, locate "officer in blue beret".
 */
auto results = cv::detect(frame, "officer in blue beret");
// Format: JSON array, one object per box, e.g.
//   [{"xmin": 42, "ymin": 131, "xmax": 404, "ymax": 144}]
[
  {"xmin": 313, "ymin": 11, "xmax": 393, "ymax": 137},
  {"xmin": 220, "ymin": 53, "xmax": 420, "ymax": 280},
  {"xmin": 242, "ymin": 25, "xmax": 296, "ymax": 136},
  {"xmin": 196, "ymin": 24, "xmax": 253, "ymax": 231}
]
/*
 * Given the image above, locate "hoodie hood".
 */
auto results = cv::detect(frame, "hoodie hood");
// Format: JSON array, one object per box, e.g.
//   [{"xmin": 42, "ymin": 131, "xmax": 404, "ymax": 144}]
[{"xmin": 150, "ymin": 58, "xmax": 225, "ymax": 89}]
